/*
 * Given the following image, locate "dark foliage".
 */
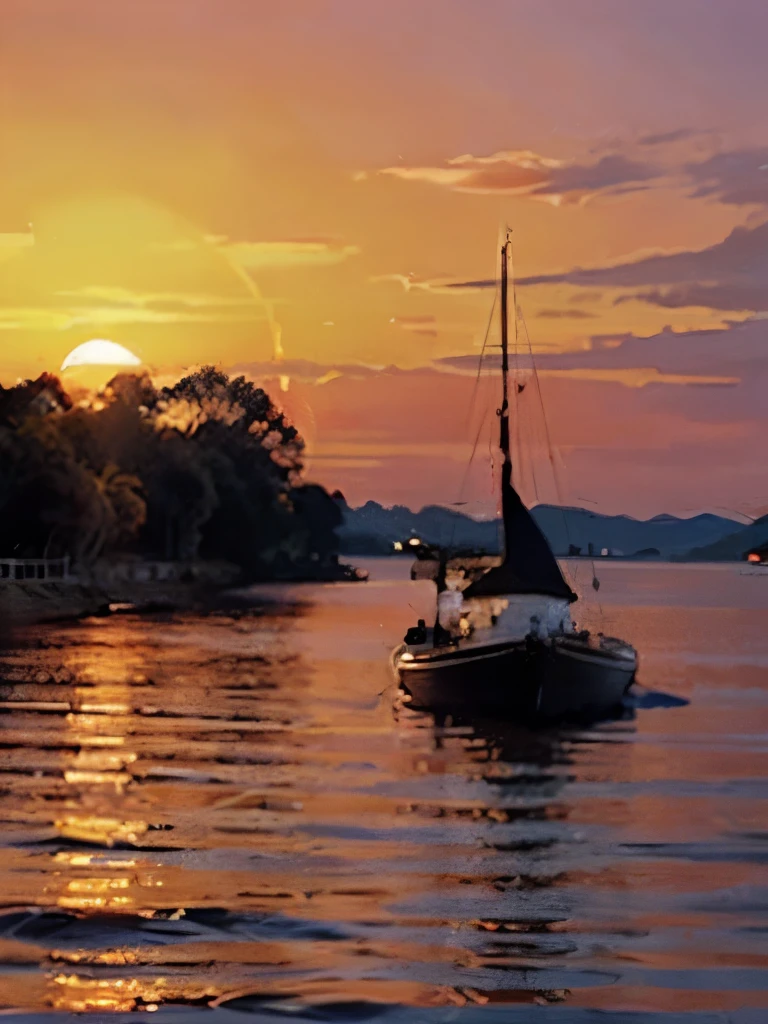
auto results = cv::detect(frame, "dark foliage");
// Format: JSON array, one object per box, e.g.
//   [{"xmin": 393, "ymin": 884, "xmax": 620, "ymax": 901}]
[{"xmin": 0, "ymin": 367, "xmax": 342, "ymax": 577}]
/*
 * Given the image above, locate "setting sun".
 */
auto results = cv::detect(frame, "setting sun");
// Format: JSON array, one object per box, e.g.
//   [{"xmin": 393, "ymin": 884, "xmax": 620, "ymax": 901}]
[{"xmin": 61, "ymin": 339, "xmax": 142, "ymax": 372}]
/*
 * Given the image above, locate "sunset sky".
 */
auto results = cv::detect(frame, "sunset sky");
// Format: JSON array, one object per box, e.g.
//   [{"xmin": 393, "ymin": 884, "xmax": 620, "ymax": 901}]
[{"xmin": 1, "ymin": 0, "xmax": 767, "ymax": 517}]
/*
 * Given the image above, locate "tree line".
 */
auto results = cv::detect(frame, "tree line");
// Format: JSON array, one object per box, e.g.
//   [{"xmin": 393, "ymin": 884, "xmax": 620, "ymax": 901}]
[{"xmin": 0, "ymin": 366, "xmax": 345, "ymax": 579}]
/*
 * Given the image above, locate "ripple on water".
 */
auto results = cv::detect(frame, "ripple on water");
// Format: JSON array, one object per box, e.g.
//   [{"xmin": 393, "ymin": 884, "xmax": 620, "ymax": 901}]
[{"xmin": 0, "ymin": 563, "xmax": 766, "ymax": 1019}]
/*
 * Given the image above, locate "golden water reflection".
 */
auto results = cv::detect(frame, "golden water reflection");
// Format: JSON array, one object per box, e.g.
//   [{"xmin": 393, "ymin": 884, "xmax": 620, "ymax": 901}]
[{"xmin": 0, "ymin": 565, "xmax": 765, "ymax": 1015}]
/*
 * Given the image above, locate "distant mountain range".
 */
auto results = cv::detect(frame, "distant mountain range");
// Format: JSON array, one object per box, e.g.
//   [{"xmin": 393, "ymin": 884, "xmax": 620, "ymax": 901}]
[
  {"xmin": 680, "ymin": 514, "xmax": 768, "ymax": 561},
  {"xmin": 337, "ymin": 499, "xmax": 765, "ymax": 561}
]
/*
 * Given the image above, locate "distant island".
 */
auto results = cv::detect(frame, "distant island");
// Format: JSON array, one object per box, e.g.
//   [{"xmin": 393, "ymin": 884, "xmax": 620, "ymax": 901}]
[{"xmin": 336, "ymin": 498, "xmax": 767, "ymax": 563}]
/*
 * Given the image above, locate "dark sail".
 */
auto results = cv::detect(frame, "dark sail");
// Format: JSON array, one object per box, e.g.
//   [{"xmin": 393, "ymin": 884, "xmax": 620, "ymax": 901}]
[
  {"xmin": 463, "ymin": 481, "xmax": 576, "ymax": 601},
  {"xmin": 464, "ymin": 234, "xmax": 576, "ymax": 604}
]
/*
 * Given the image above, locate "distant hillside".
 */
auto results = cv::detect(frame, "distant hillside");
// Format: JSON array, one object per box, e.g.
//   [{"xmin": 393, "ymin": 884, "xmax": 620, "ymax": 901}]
[
  {"xmin": 678, "ymin": 514, "xmax": 768, "ymax": 562},
  {"xmin": 337, "ymin": 499, "xmax": 743, "ymax": 559}
]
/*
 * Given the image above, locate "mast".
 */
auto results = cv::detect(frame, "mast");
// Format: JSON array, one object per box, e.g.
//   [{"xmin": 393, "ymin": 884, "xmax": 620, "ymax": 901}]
[
  {"xmin": 499, "ymin": 234, "xmax": 513, "ymax": 555},
  {"xmin": 464, "ymin": 230, "xmax": 577, "ymax": 603}
]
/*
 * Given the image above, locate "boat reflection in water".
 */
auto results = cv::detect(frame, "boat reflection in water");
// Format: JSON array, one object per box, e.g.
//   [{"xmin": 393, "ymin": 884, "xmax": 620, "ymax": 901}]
[{"xmin": 389, "ymin": 701, "xmax": 642, "ymax": 1009}]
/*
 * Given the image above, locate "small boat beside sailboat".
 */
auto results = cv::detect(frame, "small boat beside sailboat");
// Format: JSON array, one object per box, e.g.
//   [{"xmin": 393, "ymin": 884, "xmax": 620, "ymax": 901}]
[{"xmin": 392, "ymin": 232, "xmax": 638, "ymax": 720}]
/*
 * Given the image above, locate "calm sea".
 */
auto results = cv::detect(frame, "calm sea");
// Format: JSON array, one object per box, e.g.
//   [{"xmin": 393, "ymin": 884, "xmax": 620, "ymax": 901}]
[{"xmin": 0, "ymin": 560, "xmax": 765, "ymax": 1023}]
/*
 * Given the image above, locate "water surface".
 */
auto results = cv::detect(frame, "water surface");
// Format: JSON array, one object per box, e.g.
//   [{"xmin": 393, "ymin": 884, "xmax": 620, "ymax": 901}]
[{"xmin": 0, "ymin": 561, "xmax": 765, "ymax": 1022}]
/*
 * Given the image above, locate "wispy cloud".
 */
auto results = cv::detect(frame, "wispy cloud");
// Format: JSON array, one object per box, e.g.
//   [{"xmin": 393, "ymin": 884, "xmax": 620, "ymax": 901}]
[
  {"xmin": 518, "ymin": 220, "xmax": 768, "ymax": 313},
  {"xmin": 371, "ymin": 272, "xmax": 496, "ymax": 295},
  {"xmin": 0, "ymin": 309, "xmax": 75, "ymax": 332},
  {"xmin": 373, "ymin": 148, "xmax": 660, "ymax": 205},
  {"xmin": 373, "ymin": 136, "xmax": 768, "ymax": 217},
  {"xmin": 436, "ymin": 314, "xmax": 767, "ymax": 389},
  {"xmin": 221, "ymin": 237, "xmax": 361, "ymax": 269},
  {"xmin": 56, "ymin": 285, "xmax": 261, "ymax": 310},
  {"xmin": 0, "ymin": 307, "xmax": 269, "ymax": 332},
  {"xmin": 535, "ymin": 308, "xmax": 597, "ymax": 320},
  {"xmin": 685, "ymin": 146, "xmax": 768, "ymax": 207},
  {"xmin": 229, "ymin": 358, "xmax": 383, "ymax": 384},
  {"xmin": 0, "ymin": 284, "xmax": 272, "ymax": 331},
  {"xmin": 151, "ymin": 235, "xmax": 361, "ymax": 269},
  {"xmin": 638, "ymin": 128, "xmax": 709, "ymax": 147},
  {"xmin": 434, "ymin": 352, "xmax": 738, "ymax": 388},
  {"xmin": 539, "ymin": 367, "xmax": 738, "ymax": 388},
  {"xmin": 389, "ymin": 314, "xmax": 438, "ymax": 337}
]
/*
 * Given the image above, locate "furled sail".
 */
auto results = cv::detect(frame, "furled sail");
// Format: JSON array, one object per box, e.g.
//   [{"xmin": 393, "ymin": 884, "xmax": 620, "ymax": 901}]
[{"xmin": 463, "ymin": 480, "xmax": 576, "ymax": 601}]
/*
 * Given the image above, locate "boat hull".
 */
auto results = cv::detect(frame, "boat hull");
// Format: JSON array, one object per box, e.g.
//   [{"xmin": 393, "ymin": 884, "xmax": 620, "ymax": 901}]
[{"xmin": 394, "ymin": 637, "xmax": 636, "ymax": 719}]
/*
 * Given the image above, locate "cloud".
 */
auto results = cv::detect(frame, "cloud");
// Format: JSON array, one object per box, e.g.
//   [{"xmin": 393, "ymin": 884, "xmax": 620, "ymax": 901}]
[
  {"xmin": 376, "ymin": 148, "xmax": 660, "ymax": 204},
  {"xmin": 443, "ymin": 278, "xmax": 497, "ymax": 292},
  {"xmin": 56, "ymin": 285, "xmax": 261, "ymax": 310},
  {"xmin": 539, "ymin": 367, "xmax": 737, "ymax": 388},
  {"xmin": 0, "ymin": 286, "xmax": 272, "ymax": 331},
  {"xmin": 0, "ymin": 307, "xmax": 268, "ymax": 332},
  {"xmin": 638, "ymin": 128, "xmax": 705, "ymax": 147},
  {"xmin": 234, "ymin": 313, "xmax": 760, "ymax": 393},
  {"xmin": 389, "ymin": 314, "xmax": 438, "ymax": 337},
  {"xmin": 685, "ymin": 147, "xmax": 768, "ymax": 207},
  {"xmin": 375, "ymin": 136, "xmax": 768, "ymax": 218},
  {"xmin": 229, "ymin": 358, "xmax": 383, "ymax": 384},
  {"xmin": 0, "ymin": 309, "xmax": 75, "ymax": 332},
  {"xmin": 517, "ymin": 220, "xmax": 768, "ymax": 313},
  {"xmin": 435, "ymin": 351, "xmax": 738, "ymax": 388},
  {"xmin": 221, "ymin": 237, "xmax": 361, "ymax": 269},
  {"xmin": 151, "ymin": 235, "xmax": 361, "ymax": 269},
  {"xmin": 613, "ymin": 283, "xmax": 768, "ymax": 312},
  {"xmin": 535, "ymin": 308, "xmax": 597, "ymax": 320},
  {"xmin": 371, "ymin": 272, "xmax": 496, "ymax": 295},
  {"xmin": 436, "ymin": 316, "xmax": 768, "ymax": 389},
  {"xmin": 538, "ymin": 155, "xmax": 658, "ymax": 200}
]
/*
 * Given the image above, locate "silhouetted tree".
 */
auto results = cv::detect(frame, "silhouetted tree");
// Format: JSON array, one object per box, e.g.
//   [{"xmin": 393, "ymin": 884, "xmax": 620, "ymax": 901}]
[{"xmin": 0, "ymin": 367, "xmax": 342, "ymax": 578}]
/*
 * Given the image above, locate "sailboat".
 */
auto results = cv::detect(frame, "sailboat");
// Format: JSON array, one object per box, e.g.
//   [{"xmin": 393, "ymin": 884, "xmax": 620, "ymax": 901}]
[{"xmin": 391, "ymin": 233, "xmax": 638, "ymax": 719}]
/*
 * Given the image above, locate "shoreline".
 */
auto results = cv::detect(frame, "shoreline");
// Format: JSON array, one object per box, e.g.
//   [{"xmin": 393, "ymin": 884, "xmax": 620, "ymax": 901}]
[
  {"xmin": 0, "ymin": 580, "xmax": 111, "ymax": 629},
  {"xmin": 0, "ymin": 564, "xmax": 367, "ymax": 632}
]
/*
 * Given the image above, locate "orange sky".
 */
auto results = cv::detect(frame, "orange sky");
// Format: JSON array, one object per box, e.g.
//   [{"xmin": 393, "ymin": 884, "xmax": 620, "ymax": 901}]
[{"xmin": 1, "ymin": 0, "xmax": 767, "ymax": 517}]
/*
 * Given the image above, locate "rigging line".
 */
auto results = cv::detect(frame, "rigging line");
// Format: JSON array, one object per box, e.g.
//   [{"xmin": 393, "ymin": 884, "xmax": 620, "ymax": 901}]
[
  {"xmin": 450, "ymin": 276, "xmax": 500, "ymax": 551},
  {"xmin": 486, "ymin": 406, "xmax": 502, "ymax": 553},
  {"xmin": 456, "ymin": 404, "xmax": 491, "ymax": 505},
  {"xmin": 519, "ymin": 307, "xmax": 566, "ymax": 509},
  {"xmin": 463, "ymin": 288, "xmax": 498, "ymax": 433},
  {"xmin": 518, "ymin": 303, "xmax": 602, "ymax": 613},
  {"xmin": 511, "ymin": 262, "xmax": 523, "ymax": 498},
  {"xmin": 507, "ymin": 241, "xmax": 539, "ymax": 504}
]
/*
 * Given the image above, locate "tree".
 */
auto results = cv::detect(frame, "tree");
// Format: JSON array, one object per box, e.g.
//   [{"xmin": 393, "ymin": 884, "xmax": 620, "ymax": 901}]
[
  {"xmin": 289, "ymin": 484, "xmax": 344, "ymax": 566},
  {"xmin": 0, "ymin": 367, "xmax": 342, "ymax": 577}
]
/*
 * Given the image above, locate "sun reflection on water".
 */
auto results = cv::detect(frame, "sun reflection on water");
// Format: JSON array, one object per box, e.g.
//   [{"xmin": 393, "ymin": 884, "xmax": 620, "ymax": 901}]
[{"xmin": 0, "ymin": 568, "xmax": 763, "ymax": 1015}]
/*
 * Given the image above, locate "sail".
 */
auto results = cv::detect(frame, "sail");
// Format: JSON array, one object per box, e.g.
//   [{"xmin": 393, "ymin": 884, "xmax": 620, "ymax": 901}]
[{"xmin": 463, "ymin": 482, "xmax": 576, "ymax": 601}]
